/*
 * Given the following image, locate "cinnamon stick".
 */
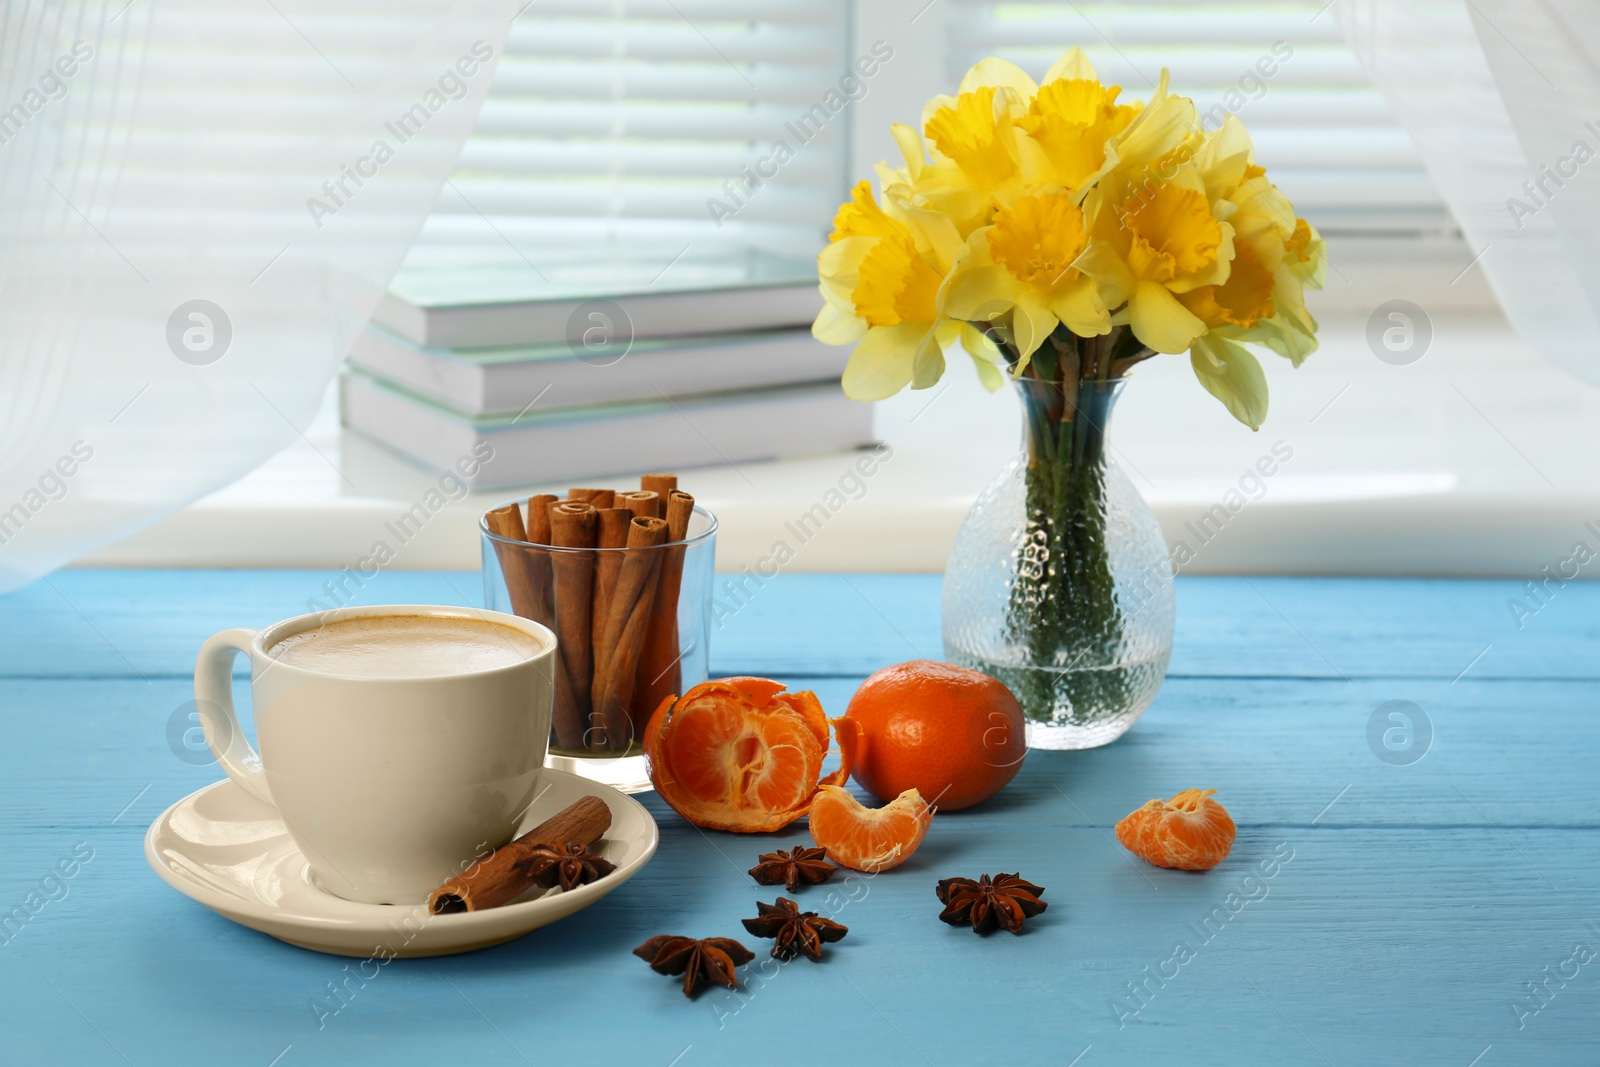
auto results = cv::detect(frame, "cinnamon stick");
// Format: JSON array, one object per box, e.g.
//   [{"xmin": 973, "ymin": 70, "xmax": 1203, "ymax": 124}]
[
  {"xmin": 549, "ymin": 501, "xmax": 598, "ymax": 750},
  {"xmin": 567, "ymin": 488, "xmax": 603, "ymax": 502},
  {"xmin": 484, "ymin": 504, "xmax": 538, "ymax": 620},
  {"xmin": 616, "ymin": 489, "xmax": 660, "ymax": 520},
  {"xmin": 636, "ymin": 489, "xmax": 694, "ymax": 715},
  {"xmin": 526, "ymin": 494, "xmax": 558, "ymax": 544},
  {"xmin": 589, "ymin": 489, "xmax": 616, "ymax": 509},
  {"xmin": 428, "ymin": 795, "xmax": 612, "ymax": 914},
  {"xmin": 591, "ymin": 507, "xmax": 632, "ymax": 665},
  {"xmin": 593, "ymin": 515, "xmax": 669, "ymax": 751},
  {"xmin": 666, "ymin": 490, "xmax": 694, "ymax": 541},
  {"xmin": 640, "ymin": 473, "xmax": 678, "ymax": 499},
  {"xmin": 518, "ymin": 494, "xmax": 560, "ymax": 682}
]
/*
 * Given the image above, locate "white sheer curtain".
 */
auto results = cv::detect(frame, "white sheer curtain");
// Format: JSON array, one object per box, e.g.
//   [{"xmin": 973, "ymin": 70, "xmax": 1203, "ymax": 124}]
[
  {"xmin": 0, "ymin": 0, "xmax": 512, "ymax": 591},
  {"xmin": 1340, "ymin": 0, "xmax": 1600, "ymax": 386}
]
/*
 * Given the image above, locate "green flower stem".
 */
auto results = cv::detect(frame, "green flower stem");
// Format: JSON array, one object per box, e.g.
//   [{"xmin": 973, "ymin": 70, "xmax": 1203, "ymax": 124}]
[{"xmin": 997, "ymin": 324, "xmax": 1152, "ymax": 725}]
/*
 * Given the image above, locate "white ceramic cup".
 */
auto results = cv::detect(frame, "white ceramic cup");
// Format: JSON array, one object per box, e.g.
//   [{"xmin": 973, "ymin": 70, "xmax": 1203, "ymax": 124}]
[{"xmin": 193, "ymin": 605, "xmax": 556, "ymax": 905}]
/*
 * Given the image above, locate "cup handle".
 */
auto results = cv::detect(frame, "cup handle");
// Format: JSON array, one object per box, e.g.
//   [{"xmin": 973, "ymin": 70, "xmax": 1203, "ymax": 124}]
[{"xmin": 194, "ymin": 628, "xmax": 273, "ymax": 806}]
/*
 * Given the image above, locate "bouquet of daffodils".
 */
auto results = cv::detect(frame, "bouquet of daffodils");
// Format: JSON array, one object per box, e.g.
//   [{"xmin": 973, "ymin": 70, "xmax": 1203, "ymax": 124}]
[
  {"xmin": 813, "ymin": 49, "xmax": 1326, "ymax": 723},
  {"xmin": 813, "ymin": 47, "xmax": 1325, "ymax": 417}
]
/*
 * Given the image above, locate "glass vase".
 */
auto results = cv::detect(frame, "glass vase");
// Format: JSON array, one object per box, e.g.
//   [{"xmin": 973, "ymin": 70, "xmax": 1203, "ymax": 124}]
[{"xmin": 942, "ymin": 373, "xmax": 1173, "ymax": 749}]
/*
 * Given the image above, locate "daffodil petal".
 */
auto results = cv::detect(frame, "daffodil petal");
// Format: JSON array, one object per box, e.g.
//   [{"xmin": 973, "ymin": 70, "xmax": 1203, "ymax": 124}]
[
  {"xmin": 1042, "ymin": 47, "xmax": 1098, "ymax": 85},
  {"xmin": 1016, "ymin": 132, "xmax": 1057, "ymax": 188},
  {"xmin": 1112, "ymin": 77, "xmax": 1195, "ymax": 169},
  {"xmin": 812, "ymin": 300, "xmax": 867, "ymax": 345},
  {"xmin": 943, "ymin": 263, "xmax": 1024, "ymax": 322},
  {"xmin": 912, "ymin": 328, "xmax": 946, "ymax": 389},
  {"xmin": 818, "ymin": 235, "xmax": 876, "ymax": 307},
  {"xmin": 841, "ymin": 324, "xmax": 923, "ymax": 401},
  {"xmin": 1012, "ymin": 292, "xmax": 1059, "ymax": 359},
  {"xmin": 960, "ymin": 321, "xmax": 1003, "ymax": 364},
  {"xmin": 1074, "ymin": 239, "xmax": 1135, "ymax": 310},
  {"xmin": 1048, "ymin": 275, "xmax": 1111, "ymax": 337},
  {"xmin": 1130, "ymin": 280, "xmax": 1207, "ymax": 353},
  {"xmin": 890, "ymin": 122, "xmax": 925, "ymax": 179},
  {"xmin": 1190, "ymin": 335, "xmax": 1268, "ymax": 429},
  {"xmin": 958, "ymin": 57, "xmax": 1038, "ymax": 101},
  {"xmin": 1246, "ymin": 315, "xmax": 1320, "ymax": 366},
  {"xmin": 898, "ymin": 201, "xmax": 964, "ymax": 272},
  {"xmin": 1194, "ymin": 115, "xmax": 1254, "ymax": 199},
  {"xmin": 872, "ymin": 166, "xmax": 910, "ymax": 201},
  {"xmin": 972, "ymin": 355, "xmax": 1006, "ymax": 391}
]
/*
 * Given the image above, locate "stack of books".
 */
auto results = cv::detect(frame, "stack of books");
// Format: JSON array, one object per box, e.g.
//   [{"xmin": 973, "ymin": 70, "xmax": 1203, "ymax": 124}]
[{"xmin": 341, "ymin": 253, "xmax": 875, "ymax": 489}]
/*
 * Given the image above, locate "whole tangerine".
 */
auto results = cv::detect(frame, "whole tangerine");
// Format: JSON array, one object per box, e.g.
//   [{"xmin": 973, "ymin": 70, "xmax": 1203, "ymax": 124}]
[{"xmin": 842, "ymin": 660, "xmax": 1026, "ymax": 811}]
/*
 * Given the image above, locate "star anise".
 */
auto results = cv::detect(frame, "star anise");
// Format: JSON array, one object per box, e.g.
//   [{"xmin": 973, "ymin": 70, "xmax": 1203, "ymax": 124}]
[
  {"xmin": 748, "ymin": 846, "xmax": 840, "ymax": 893},
  {"xmin": 936, "ymin": 873, "xmax": 1048, "ymax": 935},
  {"xmin": 632, "ymin": 935, "xmax": 755, "ymax": 998},
  {"xmin": 741, "ymin": 897, "xmax": 848, "ymax": 961},
  {"xmin": 521, "ymin": 842, "xmax": 616, "ymax": 892}
]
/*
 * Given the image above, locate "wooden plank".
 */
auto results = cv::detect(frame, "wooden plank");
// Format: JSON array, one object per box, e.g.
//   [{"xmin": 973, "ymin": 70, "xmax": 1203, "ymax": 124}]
[
  {"xmin": 0, "ymin": 569, "xmax": 489, "ymax": 680},
  {"xmin": 5, "ymin": 570, "xmax": 1598, "ymax": 680},
  {"xmin": 2, "ymin": 674, "xmax": 1596, "ymax": 832},
  {"xmin": 712, "ymin": 573, "xmax": 1600, "ymax": 684}
]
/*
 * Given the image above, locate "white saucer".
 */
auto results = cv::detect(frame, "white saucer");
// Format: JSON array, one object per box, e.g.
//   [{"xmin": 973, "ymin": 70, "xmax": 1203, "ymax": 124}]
[{"xmin": 144, "ymin": 768, "xmax": 658, "ymax": 957}]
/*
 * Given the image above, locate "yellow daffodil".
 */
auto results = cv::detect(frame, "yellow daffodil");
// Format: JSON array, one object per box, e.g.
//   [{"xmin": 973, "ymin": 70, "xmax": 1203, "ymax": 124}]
[
  {"xmin": 1188, "ymin": 117, "xmax": 1328, "ymax": 370},
  {"xmin": 903, "ymin": 59, "xmax": 1049, "ymax": 235},
  {"xmin": 1079, "ymin": 162, "xmax": 1235, "ymax": 354},
  {"xmin": 1061, "ymin": 70, "xmax": 1236, "ymax": 358},
  {"xmin": 943, "ymin": 190, "xmax": 1111, "ymax": 368},
  {"xmin": 1141, "ymin": 117, "xmax": 1326, "ymax": 427},
  {"xmin": 1016, "ymin": 49, "xmax": 1140, "ymax": 191},
  {"xmin": 1099, "ymin": 68, "xmax": 1206, "ymax": 177},
  {"xmin": 814, "ymin": 180, "xmax": 998, "ymax": 399},
  {"xmin": 1179, "ymin": 233, "xmax": 1276, "ymax": 330}
]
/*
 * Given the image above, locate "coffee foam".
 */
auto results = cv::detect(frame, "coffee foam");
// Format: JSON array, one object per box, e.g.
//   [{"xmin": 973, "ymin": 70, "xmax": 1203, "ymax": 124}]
[{"xmin": 268, "ymin": 614, "xmax": 542, "ymax": 678}]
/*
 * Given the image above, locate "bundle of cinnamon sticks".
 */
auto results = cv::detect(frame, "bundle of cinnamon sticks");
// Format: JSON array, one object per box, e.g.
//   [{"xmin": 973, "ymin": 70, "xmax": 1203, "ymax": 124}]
[{"xmin": 485, "ymin": 474, "xmax": 693, "ymax": 753}]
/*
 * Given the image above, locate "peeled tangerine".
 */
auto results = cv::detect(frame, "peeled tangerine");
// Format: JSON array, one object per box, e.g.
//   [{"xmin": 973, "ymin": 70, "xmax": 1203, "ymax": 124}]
[
  {"xmin": 808, "ymin": 785, "xmax": 933, "ymax": 873},
  {"xmin": 644, "ymin": 678, "xmax": 860, "ymax": 833},
  {"xmin": 1115, "ymin": 789, "xmax": 1237, "ymax": 871}
]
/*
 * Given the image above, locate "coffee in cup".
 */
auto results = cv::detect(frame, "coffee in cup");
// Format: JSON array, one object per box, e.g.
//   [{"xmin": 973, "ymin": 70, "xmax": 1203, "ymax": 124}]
[{"xmin": 267, "ymin": 614, "xmax": 542, "ymax": 678}]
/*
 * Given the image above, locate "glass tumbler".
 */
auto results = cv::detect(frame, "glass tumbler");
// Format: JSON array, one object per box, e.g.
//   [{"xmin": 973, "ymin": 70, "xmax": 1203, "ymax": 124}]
[{"xmin": 482, "ymin": 504, "xmax": 717, "ymax": 793}]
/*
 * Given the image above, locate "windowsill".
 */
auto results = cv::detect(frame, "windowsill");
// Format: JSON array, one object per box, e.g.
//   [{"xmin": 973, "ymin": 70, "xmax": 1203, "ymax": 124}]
[{"xmin": 77, "ymin": 306, "xmax": 1600, "ymax": 576}]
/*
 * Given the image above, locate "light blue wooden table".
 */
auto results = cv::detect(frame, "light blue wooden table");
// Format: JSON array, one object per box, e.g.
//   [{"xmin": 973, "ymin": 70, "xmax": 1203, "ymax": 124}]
[{"xmin": 1, "ymin": 569, "xmax": 1595, "ymax": 1065}]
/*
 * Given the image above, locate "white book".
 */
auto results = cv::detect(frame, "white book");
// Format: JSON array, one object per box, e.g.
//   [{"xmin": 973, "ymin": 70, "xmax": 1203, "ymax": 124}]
[
  {"xmin": 373, "ymin": 254, "xmax": 822, "ymax": 348},
  {"xmin": 341, "ymin": 372, "xmax": 876, "ymax": 489},
  {"xmin": 347, "ymin": 327, "xmax": 849, "ymax": 418}
]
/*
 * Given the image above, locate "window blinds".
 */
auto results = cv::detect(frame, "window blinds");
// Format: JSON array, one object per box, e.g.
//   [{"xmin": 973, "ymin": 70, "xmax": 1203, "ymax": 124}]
[
  {"xmin": 944, "ymin": 0, "xmax": 1451, "ymax": 237},
  {"xmin": 408, "ymin": 0, "xmax": 1452, "ymax": 278},
  {"xmin": 408, "ymin": 0, "xmax": 854, "ymax": 269}
]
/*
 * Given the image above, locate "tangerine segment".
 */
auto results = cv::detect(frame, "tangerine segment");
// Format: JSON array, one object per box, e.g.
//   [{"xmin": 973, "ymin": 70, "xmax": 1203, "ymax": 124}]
[
  {"xmin": 808, "ymin": 785, "xmax": 933, "ymax": 873},
  {"xmin": 1114, "ymin": 788, "xmax": 1236, "ymax": 871},
  {"xmin": 645, "ymin": 678, "xmax": 856, "ymax": 833}
]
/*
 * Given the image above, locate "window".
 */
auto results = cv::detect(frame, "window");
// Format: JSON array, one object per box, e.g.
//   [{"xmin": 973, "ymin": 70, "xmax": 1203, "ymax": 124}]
[
  {"xmin": 404, "ymin": 1, "xmax": 1466, "ymax": 302},
  {"xmin": 408, "ymin": 0, "xmax": 855, "ymax": 274}
]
